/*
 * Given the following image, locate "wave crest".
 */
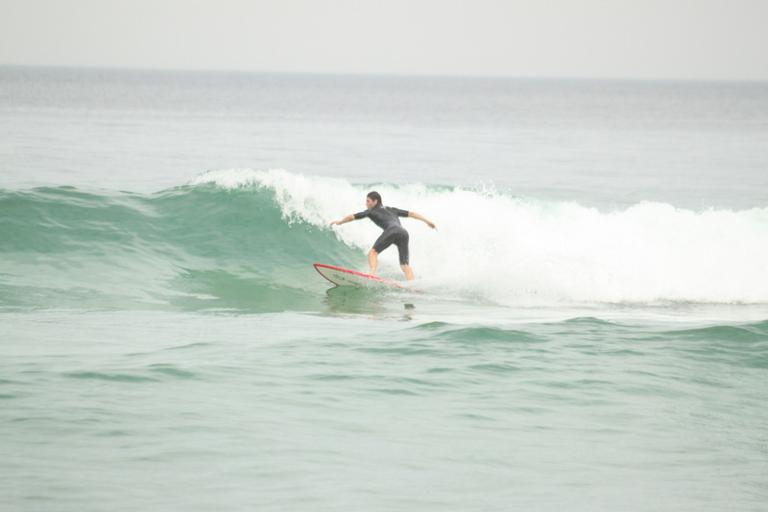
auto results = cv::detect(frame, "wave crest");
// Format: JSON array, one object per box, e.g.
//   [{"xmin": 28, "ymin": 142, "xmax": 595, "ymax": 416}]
[{"xmin": 2, "ymin": 168, "xmax": 767, "ymax": 310}]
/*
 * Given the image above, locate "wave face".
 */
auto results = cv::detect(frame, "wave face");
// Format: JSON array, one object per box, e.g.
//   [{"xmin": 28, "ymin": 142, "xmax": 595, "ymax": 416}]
[
  {"xmin": 0, "ymin": 175, "xmax": 357, "ymax": 311},
  {"xmin": 2, "ymin": 168, "xmax": 768, "ymax": 311}
]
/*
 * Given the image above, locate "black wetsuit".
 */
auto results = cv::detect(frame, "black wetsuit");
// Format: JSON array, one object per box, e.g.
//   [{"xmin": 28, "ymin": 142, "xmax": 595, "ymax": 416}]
[{"xmin": 354, "ymin": 205, "xmax": 410, "ymax": 265}]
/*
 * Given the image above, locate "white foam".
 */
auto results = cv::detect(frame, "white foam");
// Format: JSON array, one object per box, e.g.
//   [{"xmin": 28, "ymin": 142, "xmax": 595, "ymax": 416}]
[{"xmin": 191, "ymin": 169, "xmax": 768, "ymax": 305}]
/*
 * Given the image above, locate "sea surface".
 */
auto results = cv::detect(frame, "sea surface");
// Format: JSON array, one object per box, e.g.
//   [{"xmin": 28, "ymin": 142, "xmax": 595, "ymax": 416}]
[{"xmin": 1, "ymin": 66, "xmax": 767, "ymax": 511}]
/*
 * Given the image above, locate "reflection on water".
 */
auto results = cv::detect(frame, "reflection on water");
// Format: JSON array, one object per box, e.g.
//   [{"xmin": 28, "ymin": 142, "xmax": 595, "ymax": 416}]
[{"xmin": 323, "ymin": 285, "xmax": 415, "ymax": 320}]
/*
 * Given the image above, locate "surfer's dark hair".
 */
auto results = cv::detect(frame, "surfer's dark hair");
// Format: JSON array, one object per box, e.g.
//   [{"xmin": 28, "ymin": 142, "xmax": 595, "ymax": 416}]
[{"xmin": 367, "ymin": 191, "xmax": 382, "ymax": 206}]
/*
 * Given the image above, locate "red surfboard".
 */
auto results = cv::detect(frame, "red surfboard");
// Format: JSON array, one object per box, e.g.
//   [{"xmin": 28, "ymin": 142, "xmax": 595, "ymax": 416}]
[{"xmin": 313, "ymin": 263, "xmax": 405, "ymax": 289}]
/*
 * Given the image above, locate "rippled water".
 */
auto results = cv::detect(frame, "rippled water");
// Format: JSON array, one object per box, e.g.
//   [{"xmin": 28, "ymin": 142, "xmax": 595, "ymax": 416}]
[{"xmin": 3, "ymin": 311, "xmax": 767, "ymax": 511}]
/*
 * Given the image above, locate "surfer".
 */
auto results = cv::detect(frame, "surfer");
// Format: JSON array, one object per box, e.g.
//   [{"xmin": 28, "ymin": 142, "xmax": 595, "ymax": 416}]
[{"xmin": 330, "ymin": 191, "xmax": 436, "ymax": 280}]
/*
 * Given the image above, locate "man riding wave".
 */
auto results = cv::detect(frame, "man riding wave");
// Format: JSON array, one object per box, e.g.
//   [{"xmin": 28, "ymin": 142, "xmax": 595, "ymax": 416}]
[{"xmin": 330, "ymin": 191, "xmax": 436, "ymax": 281}]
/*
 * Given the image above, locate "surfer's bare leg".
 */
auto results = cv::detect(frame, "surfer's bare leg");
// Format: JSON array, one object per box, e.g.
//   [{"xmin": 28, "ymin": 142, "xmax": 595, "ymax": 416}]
[
  {"xmin": 368, "ymin": 249, "xmax": 378, "ymax": 275},
  {"xmin": 401, "ymin": 264, "xmax": 415, "ymax": 281}
]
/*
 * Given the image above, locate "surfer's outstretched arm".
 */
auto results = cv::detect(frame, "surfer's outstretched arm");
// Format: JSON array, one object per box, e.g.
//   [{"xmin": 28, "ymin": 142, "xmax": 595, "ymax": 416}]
[
  {"xmin": 408, "ymin": 211, "xmax": 437, "ymax": 229},
  {"xmin": 330, "ymin": 214, "xmax": 356, "ymax": 226}
]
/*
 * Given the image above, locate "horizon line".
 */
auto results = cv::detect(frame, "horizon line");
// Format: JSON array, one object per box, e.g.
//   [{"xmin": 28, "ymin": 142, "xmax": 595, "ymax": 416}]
[{"xmin": 2, "ymin": 62, "xmax": 767, "ymax": 86}]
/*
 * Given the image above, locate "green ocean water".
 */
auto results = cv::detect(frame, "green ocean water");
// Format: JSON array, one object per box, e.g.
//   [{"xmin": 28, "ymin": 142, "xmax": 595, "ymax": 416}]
[
  {"xmin": 2, "ymin": 181, "xmax": 768, "ymax": 511},
  {"xmin": 2, "ymin": 67, "xmax": 768, "ymax": 511},
  {"xmin": 2, "ymin": 311, "xmax": 767, "ymax": 511},
  {"xmin": 0, "ymin": 184, "xmax": 355, "ymax": 313}
]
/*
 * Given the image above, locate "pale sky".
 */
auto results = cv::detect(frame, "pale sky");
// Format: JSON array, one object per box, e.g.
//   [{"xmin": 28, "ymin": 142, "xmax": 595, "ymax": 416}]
[{"xmin": 1, "ymin": 0, "xmax": 767, "ymax": 80}]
